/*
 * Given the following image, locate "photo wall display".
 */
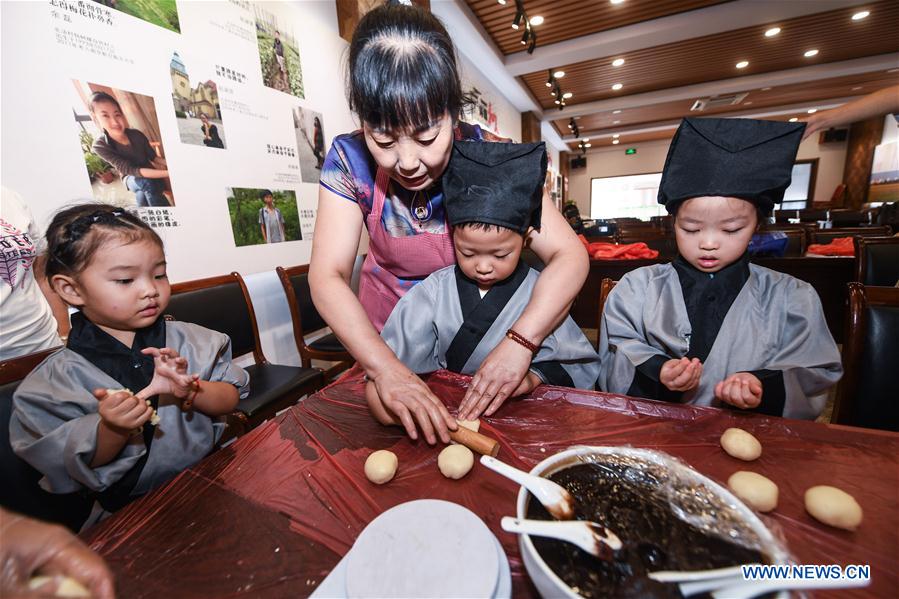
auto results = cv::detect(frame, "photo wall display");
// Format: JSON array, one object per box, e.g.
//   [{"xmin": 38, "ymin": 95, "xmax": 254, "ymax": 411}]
[{"xmin": 1, "ymin": 1, "xmax": 351, "ymax": 281}]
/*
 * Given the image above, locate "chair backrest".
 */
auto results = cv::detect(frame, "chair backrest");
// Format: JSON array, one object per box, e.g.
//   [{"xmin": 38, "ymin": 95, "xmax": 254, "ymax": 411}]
[
  {"xmin": 276, "ymin": 265, "xmax": 327, "ymax": 353},
  {"xmin": 812, "ymin": 226, "xmax": 892, "ymax": 245},
  {"xmin": 596, "ymin": 278, "xmax": 618, "ymax": 351},
  {"xmin": 833, "ymin": 284, "xmax": 899, "ymax": 432},
  {"xmin": 0, "ymin": 348, "xmax": 93, "ymax": 531},
  {"xmin": 166, "ymin": 273, "xmax": 264, "ymax": 363},
  {"xmin": 855, "ymin": 237, "xmax": 899, "ymax": 286}
]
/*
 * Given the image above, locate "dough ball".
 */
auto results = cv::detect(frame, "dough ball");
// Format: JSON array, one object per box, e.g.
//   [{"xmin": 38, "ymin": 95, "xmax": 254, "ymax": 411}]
[
  {"xmin": 28, "ymin": 576, "xmax": 91, "ymax": 597},
  {"xmin": 457, "ymin": 419, "xmax": 480, "ymax": 433},
  {"xmin": 804, "ymin": 485, "xmax": 863, "ymax": 530},
  {"xmin": 720, "ymin": 428, "xmax": 762, "ymax": 461},
  {"xmin": 438, "ymin": 445, "xmax": 474, "ymax": 480},
  {"xmin": 727, "ymin": 471, "xmax": 778, "ymax": 512},
  {"xmin": 364, "ymin": 450, "xmax": 398, "ymax": 484}
]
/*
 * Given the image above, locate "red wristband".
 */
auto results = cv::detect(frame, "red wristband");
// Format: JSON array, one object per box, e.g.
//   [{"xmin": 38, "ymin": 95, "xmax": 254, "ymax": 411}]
[
  {"xmin": 506, "ymin": 329, "xmax": 539, "ymax": 354},
  {"xmin": 183, "ymin": 381, "xmax": 200, "ymax": 410}
]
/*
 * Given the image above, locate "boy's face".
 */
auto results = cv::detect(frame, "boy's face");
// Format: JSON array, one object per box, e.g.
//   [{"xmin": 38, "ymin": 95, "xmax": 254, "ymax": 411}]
[
  {"xmin": 674, "ymin": 196, "xmax": 757, "ymax": 273},
  {"xmin": 263, "ymin": 194, "xmax": 274, "ymax": 205},
  {"xmin": 453, "ymin": 225, "xmax": 524, "ymax": 290},
  {"xmin": 91, "ymin": 100, "xmax": 127, "ymax": 136}
]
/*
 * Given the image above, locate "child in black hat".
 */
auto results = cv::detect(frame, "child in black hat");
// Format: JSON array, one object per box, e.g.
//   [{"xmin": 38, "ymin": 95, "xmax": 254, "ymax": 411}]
[
  {"xmin": 598, "ymin": 118, "xmax": 842, "ymax": 419},
  {"xmin": 366, "ymin": 141, "xmax": 599, "ymax": 431}
]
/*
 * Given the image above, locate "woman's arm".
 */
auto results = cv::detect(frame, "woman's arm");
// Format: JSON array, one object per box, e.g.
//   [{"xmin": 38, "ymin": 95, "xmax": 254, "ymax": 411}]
[
  {"xmin": 803, "ymin": 85, "xmax": 899, "ymax": 139},
  {"xmin": 459, "ymin": 190, "xmax": 589, "ymax": 419},
  {"xmin": 310, "ymin": 188, "xmax": 456, "ymax": 443},
  {"xmin": 137, "ymin": 168, "xmax": 168, "ymax": 178}
]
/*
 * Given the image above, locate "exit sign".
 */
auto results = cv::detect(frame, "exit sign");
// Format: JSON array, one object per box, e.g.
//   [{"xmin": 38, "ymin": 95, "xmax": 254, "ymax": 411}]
[{"xmin": 625, "ymin": 148, "xmax": 637, "ymax": 155}]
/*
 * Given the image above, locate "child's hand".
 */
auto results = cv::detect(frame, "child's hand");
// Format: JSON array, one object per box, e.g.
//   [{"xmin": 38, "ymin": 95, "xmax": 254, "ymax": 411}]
[
  {"xmin": 139, "ymin": 347, "xmax": 199, "ymax": 400},
  {"xmin": 94, "ymin": 388, "xmax": 152, "ymax": 432},
  {"xmin": 714, "ymin": 372, "xmax": 763, "ymax": 409},
  {"xmin": 659, "ymin": 357, "xmax": 703, "ymax": 391}
]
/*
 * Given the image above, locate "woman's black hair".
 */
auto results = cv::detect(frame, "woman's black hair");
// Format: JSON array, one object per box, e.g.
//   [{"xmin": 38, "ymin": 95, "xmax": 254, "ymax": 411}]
[
  {"xmin": 347, "ymin": 3, "xmax": 465, "ymax": 131},
  {"xmin": 45, "ymin": 203, "xmax": 163, "ymax": 280},
  {"xmin": 88, "ymin": 91, "xmax": 122, "ymax": 113}
]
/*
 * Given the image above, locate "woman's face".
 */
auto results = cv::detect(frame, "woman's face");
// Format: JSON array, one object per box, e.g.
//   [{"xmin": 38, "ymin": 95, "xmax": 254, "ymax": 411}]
[
  {"xmin": 200, "ymin": 114, "xmax": 209, "ymax": 123},
  {"xmin": 362, "ymin": 112, "xmax": 454, "ymax": 191},
  {"xmin": 91, "ymin": 100, "xmax": 127, "ymax": 137}
]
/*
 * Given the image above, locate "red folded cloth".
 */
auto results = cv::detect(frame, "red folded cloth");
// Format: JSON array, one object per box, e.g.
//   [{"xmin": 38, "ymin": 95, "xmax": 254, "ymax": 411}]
[
  {"xmin": 578, "ymin": 235, "xmax": 660, "ymax": 260},
  {"xmin": 806, "ymin": 236, "xmax": 855, "ymax": 256}
]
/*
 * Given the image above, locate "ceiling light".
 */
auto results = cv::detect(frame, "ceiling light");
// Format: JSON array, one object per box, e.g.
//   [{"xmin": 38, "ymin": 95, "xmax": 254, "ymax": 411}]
[
  {"xmin": 613, "ymin": 109, "xmax": 622, "ymax": 114},
  {"xmin": 512, "ymin": 8, "xmax": 523, "ymax": 30},
  {"xmin": 610, "ymin": 0, "xmax": 626, "ymax": 4},
  {"xmin": 563, "ymin": 92, "xmax": 573, "ymax": 99},
  {"xmin": 613, "ymin": 120, "xmax": 621, "ymax": 124},
  {"xmin": 736, "ymin": 60, "xmax": 749, "ymax": 69},
  {"xmin": 761, "ymin": 87, "xmax": 772, "ymax": 91},
  {"xmin": 497, "ymin": 0, "xmax": 507, "ymax": 4},
  {"xmin": 765, "ymin": 27, "xmax": 781, "ymax": 37},
  {"xmin": 553, "ymin": 70, "xmax": 566, "ymax": 79},
  {"xmin": 554, "ymin": 99, "xmax": 560, "ymax": 105},
  {"xmin": 807, "ymin": 108, "xmax": 817, "ymax": 114},
  {"xmin": 789, "ymin": 117, "xmax": 799, "ymax": 122},
  {"xmin": 611, "ymin": 83, "xmax": 623, "ymax": 91},
  {"xmin": 852, "ymin": 11, "xmax": 870, "ymax": 21},
  {"xmin": 852, "ymin": 86, "xmax": 863, "ymax": 90},
  {"xmin": 612, "ymin": 58, "xmax": 625, "ymax": 67},
  {"xmin": 546, "ymin": 70, "xmax": 553, "ymax": 87},
  {"xmin": 583, "ymin": 138, "xmax": 589, "ymax": 142},
  {"xmin": 550, "ymin": 89, "xmax": 556, "ymax": 97},
  {"xmin": 521, "ymin": 27, "xmax": 530, "ymax": 45},
  {"xmin": 527, "ymin": 34, "xmax": 537, "ymax": 54},
  {"xmin": 529, "ymin": 15, "xmax": 544, "ymax": 26},
  {"xmin": 584, "ymin": 143, "xmax": 592, "ymax": 148},
  {"xmin": 612, "ymin": 133, "xmax": 619, "ymax": 138},
  {"xmin": 804, "ymin": 49, "xmax": 819, "ymax": 57},
  {"xmin": 612, "ymin": 139, "xmax": 620, "ymax": 144}
]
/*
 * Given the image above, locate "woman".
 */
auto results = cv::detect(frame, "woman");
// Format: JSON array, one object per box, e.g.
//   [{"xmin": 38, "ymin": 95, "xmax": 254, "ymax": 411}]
[
  {"xmin": 200, "ymin": 113, "xmax": 224, "ymax": 149},
  {"xmin": 309, "ymin": 4, "xmax": 588, "ymax": 445}
]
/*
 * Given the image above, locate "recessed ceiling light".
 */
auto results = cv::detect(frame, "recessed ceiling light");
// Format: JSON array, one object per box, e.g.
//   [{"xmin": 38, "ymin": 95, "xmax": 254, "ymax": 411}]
[
  {"xmin": 852, "ymin": 86, "xmax": 863, "ymax": 90},
  {"xmin": 583, "ymin": 138, "xmax": 590, "ymax": 142},
  {"xmin": 612, "ymin": 133, "xmax": 620, "ymax": 138},
  {"xmin": 611, "ymin": 83, "xmax": 623, "ymax": 91},
  {"xmin": 562, "ymin": 92, "xmax": 573, "ymax": 99},
  {"xmin": 613, "ymin": 120, "xmax": 621, "ymax": 124},
  {"xmin": 761, "ymin": 87, "xmax": 772, "ymax": 91},
  {"xmin": 612, "ymin": 109, "xmax": 622, "ymax": 114},
  {"xmin": 529, "ymin": 15, "xmax": 544, "ymax": 26},
  {"xmin": 553, "ymin": 70, "xmax": 566, "ymax": 79},
  {"xmin": 852, "ymin": 11, "xmax": 870, "ymax": 21},
  {"xmin": 612, "ymin": 58, "xmax": 625, "ymax": 67},
  {"xmin": 789, "ymin": 117, "xmax": 799, "ymax": 122},
  {"xmin": 804, "ymin": 49, "xmax": 819, "ymax": 57},
  {"xmin": 736, "ymin": 61, "xmax": 749, "ymax": 69},
  {"xmin": 584, "ymin": 143, "xmax": 592, "ymax": 148},
  {"xmin": 744, "ymin": 101, "xmax": 753, "ymax": 105},
  {"xmin": 612, "ymin": 139, "xmax": 620, "ymax": 144},
  {"xmin": 554, "ymin": 99, "xmax": 560, "ymax": 105},
  {"xmin": 807, "ymin": 108, "xmax": 817, "ymax": 114},
  {"xmin": 497, "ymin": 0, "xmax": 507, "ymax": 5},
  {"xmin": 610, "ymin": 0, "xmax": 626, "ymax": 4},
  {"xmin": 765, "ymin": 27, "xmax": 781, "ymax": 37}
]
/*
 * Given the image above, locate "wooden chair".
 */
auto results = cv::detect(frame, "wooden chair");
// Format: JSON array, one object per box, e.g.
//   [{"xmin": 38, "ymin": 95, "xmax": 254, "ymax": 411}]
[
  {"xmin": 276, "ymin": 265, "xmax": 353, "ymax": 381},
  {"xmin": 811, "ymin": 226, "xmax": 892, "ymax": 245},
  {"xmin": 1, "ymin": 347, "xmax": 93, "ymax": 531},
  {"xmin": 595, "ymin": 278, "xmax": 618, "ymax": 351},
  {"xmin": 854, "ymin": 237, "xmax": 899, "ymax": 286},
  {"xmin": 832, "ymin": 284, "xmax": 899, "ymax": 432},
  {"xmin": 166, "ymin": 273, "xmax": 324, "ymax": 435}
]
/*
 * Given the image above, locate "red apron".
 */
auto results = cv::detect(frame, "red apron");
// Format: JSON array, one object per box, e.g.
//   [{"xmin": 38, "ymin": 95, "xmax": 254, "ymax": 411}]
[{"xmin": 358, "ymin": 168, "xmax": 456, "ymax": 331}]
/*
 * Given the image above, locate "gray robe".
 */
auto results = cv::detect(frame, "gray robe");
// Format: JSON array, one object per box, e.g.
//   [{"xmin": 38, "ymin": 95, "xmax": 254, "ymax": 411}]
[
  {"xmin": 598, "ymin": 263, "xmax": 842, "ymax": 419},
  {"xmin": 382, "ymin": 263, "xmax": 601, "ymax": 389},
  {"xmin": 10, "ymin": 322, "xmax": 249, "ymax": 499}
]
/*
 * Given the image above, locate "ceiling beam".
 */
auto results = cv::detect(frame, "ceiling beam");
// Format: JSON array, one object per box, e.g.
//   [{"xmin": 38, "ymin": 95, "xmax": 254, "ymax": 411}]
[
  {"xmin": 432, "ymin": 0, "xmax": 543, "ymax": 115},
  {"xmin": 505, "ymin": 0, "xmax": 863, "ymax": 76},
  {"xmin": 550, "ymin": 53, "xmax": 899, "ymax": 122}
]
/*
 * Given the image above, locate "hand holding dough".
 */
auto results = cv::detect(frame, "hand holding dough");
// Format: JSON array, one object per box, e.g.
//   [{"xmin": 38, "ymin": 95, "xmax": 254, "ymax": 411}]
[
  {"xmin": 364, "ymin": 450, "xmax": 398, "ymax": 484},
  {"xmin": 805, "ymin": 485, "xmax": 863, "ymax": 530},
  {"xmin": 438, "ymin": 445, "xmax": 474, "ymax": 479},
  {"xmin": 720, "ymin": 427, "xmax": 762, "ymax": 461},
  {"xmin": 727, "ymin": 471, "xmax": 778, "ymax": 512}
]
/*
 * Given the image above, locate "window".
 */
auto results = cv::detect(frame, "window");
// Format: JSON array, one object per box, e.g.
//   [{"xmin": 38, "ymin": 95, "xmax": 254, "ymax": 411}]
[{"xmin": 590, "ymin": 172, "xmax": 665, "ymax": 221}]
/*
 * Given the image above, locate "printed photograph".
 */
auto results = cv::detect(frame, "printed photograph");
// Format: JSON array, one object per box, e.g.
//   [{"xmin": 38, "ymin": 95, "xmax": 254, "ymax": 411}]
[
  {"xmin": 226, "ymin": 187, "xmax": 302, "ymax": 246},
  {"xmin": 93, "ymin": 0, "xmax": 180, "ymax": 33},
  {"xmin": 869, "ymin": 141, "xmax": 899, "ymax": 203},
  {"xmin": 170, "ymin": 52, "xmax": 227, "ymax": 149},
  {"xmin": 293, "ymin": 107, "xmax": 325, "ymax": 183},
  {"xmin": 254, "ymin": 3, "xmax": 304, "ymax": 98},
  {"xmin": 71, "ymin": 80, "xmax": 175, "ymax": 208}
]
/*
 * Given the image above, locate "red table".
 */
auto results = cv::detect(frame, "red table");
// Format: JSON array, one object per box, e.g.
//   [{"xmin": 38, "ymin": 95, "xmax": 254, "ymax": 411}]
[{"xmin": 83, "ymin": 370, "xmax": 898, "ymax": 598}]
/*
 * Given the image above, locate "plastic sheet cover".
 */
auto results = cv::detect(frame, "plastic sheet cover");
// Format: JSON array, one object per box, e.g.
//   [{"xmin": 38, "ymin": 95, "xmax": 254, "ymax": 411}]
[{"xmin": 83, "ymin": 368, "xmax": 899, "ymax": 598}]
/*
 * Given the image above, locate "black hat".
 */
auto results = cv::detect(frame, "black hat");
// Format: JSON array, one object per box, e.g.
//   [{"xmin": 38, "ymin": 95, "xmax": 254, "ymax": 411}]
[
  {"xmin": 444, "ymin": 141, "xmax": 546, "ymax": 234},
  {"xmin": 658, "ymin": 118, "xmax": 805, "ymax": 214}
]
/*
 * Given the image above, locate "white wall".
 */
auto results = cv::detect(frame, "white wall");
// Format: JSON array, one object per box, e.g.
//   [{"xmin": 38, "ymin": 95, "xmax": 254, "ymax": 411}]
[
  {"xmin": 458, "ymin": 53, "xmax": 521, "ymax": 142},
  {"xmin": 568, "ymin": 135, "xmax": 848, "ymax": 215}
]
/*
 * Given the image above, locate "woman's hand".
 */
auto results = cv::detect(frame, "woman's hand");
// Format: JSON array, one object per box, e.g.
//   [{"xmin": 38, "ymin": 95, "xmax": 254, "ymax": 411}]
[
  {"xmin": 370, "ymin": 363, "xmax": 457, "ymax": 444},
  {"xmin": 458, "ymin": 337, "xmax": 532, "ymax": 419}
]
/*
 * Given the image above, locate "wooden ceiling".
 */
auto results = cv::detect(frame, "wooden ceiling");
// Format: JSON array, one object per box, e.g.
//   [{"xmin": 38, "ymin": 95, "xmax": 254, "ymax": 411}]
[
  {"xmin": 521, "ymin": 1, "xmax": 899, "ymax": 111},
  {"xmin": 463, "ymin": 0, "xmax": 899, "ymax": 150},
  {"xmin": 464, "ymin": 0, "xmax": 727, "ymax": 55}
]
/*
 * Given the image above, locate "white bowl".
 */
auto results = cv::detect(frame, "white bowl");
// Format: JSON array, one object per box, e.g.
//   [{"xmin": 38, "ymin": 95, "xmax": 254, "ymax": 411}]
[{"xmin": 515, "ymin": 446, "xmax": 790, "ymax": 598}]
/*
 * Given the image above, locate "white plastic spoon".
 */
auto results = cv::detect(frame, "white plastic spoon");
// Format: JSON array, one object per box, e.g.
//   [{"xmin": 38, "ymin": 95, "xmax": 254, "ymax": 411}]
[
  {"xmin": 480, "ymin": 455, "xmax": 575, "ymax": 520},
  {"xmin": 501, "ymin": 517, "xmax": 622, "ymax": 559}
]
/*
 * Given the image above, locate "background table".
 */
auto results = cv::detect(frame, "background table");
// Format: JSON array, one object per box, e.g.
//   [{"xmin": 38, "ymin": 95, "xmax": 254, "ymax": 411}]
[{"xmin": 83, "ymin": 370, "xmax": 898, "ymax": 598}]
